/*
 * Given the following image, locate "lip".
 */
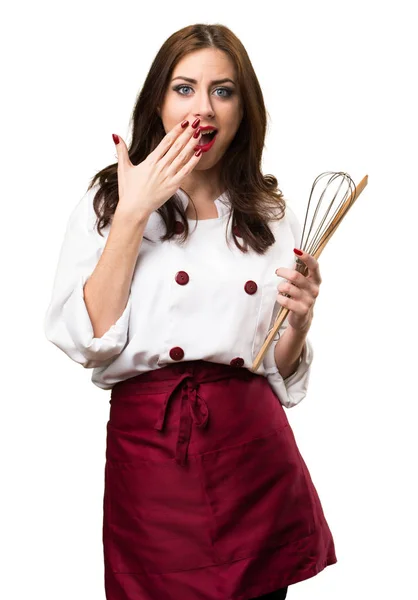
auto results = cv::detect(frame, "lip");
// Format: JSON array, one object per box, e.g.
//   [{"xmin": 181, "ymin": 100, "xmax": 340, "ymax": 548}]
[{"xmin": 194, "ymin": 131, "xmax": 218, "ymax": 153}]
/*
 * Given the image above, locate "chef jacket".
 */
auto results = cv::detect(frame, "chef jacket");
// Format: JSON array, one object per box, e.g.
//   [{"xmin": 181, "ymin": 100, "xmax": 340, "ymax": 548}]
[{"xmin": 44, "ymin": 185, "xmax": 314, "ymax": 408}]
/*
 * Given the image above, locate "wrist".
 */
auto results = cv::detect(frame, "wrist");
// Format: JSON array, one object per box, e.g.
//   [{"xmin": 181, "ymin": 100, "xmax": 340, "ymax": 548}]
[{"xmin": 288, "ymin": 321, "xmax": 311, "ymax": 337}]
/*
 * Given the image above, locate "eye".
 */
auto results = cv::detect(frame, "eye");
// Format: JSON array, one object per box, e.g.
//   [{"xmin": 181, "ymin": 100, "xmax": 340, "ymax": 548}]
[
  {"xmin": 173, "ymin": 85, "xmax": 234, "ymax": 98},
  {"xmin": 174, "ymin": 85, "xmax": 193, "ymax": 95},
  {"xmin": 215, "ymin": 88, "xmax": 233, "ymax": 98}
]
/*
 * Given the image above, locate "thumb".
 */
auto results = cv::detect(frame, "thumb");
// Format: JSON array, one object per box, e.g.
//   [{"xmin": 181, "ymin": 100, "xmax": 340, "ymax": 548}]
[{"xmin": 112, "ymin": 133, "xmax": 130, "ymax": 167}]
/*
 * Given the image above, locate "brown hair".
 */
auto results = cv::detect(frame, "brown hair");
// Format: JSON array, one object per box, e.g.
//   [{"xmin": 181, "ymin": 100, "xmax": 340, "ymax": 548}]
[{"xmin": 87, "ymin": 23, "xmax": 287, "ymax": 255}]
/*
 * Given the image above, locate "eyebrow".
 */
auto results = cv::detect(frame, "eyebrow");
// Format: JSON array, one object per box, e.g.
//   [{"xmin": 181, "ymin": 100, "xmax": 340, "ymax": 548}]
[{"xmin": 171, "ymin": 76, "xmax": 236, "ymax": 86}]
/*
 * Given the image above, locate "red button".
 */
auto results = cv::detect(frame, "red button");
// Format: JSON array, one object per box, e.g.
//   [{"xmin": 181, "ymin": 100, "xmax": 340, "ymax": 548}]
[
  {"xmin": 244, "ymin": 280, "xmax": 258, "ymax": 294},
  {"xmin": 230, "ymin": 357, "xmax": 244, "ymax": 367},
  {"xmin": 169, "ymin": 347, "xmax": 184, "ymax": 361},
  {"xmin": 174, "ymin": 221, "xmax": 185, "ymax": 234},
  {"xmin": 175, "ymin": 271, "xmax": 189, "ymax": 285},
  {"xmin": 232, "ymin": 225, "xmax": 242, "ymax": 238}
]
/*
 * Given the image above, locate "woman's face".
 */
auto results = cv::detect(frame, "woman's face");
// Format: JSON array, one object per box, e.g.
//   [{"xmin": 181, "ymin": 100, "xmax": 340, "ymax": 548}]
[{"xmin": 158, "ymin": 48, "xmax": 244, "ymax": 170}]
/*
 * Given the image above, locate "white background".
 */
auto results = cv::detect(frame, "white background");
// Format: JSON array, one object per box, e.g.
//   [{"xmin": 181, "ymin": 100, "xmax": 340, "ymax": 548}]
[{"xmin": 1, "ymin": 0, "xmax": 417, "ymax": 598}]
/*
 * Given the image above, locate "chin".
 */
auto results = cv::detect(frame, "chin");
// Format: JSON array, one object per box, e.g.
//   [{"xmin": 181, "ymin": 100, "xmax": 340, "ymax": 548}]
[
  {"xmin": 195, "ymin": 158, "xmax": 221, "ymax": 171},
  {"xmin": 198, "ymin": 149, "xmax": 225, "ymax": 166}
]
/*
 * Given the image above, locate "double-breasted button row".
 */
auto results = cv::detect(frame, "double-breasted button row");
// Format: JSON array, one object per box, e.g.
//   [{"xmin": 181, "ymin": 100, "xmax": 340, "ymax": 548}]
[
  {"xmin": 170, "ymin": 222, "xmax": 254, "ymax": 366},
  {"xmin": 175, "ymin": 270, "xmax": 257, "ymax": 296},
  {"xmin": 169, "ymin": 346, "xmax": 245, "ymax": 367}
]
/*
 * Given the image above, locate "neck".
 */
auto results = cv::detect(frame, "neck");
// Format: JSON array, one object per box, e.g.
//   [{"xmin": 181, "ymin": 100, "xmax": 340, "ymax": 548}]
[{"xmin": 179, "ymin": 163, "xmax": 223, "ymax": 203}]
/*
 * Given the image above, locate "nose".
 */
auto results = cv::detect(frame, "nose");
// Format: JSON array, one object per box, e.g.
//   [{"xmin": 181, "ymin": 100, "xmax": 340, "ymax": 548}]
[{"xmin": 191, "ymin": 90, "xmax": 215, "ymax": 120}]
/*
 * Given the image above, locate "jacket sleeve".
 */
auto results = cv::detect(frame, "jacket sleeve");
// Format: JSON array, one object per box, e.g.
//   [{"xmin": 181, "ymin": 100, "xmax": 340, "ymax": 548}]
[
  {"xmin": 262, "ymin": 204, "xmax": 314, "ymax": 408},
  {"xmin": 43, "ymin": 186, "xmax": 132, "ymax": 368}
]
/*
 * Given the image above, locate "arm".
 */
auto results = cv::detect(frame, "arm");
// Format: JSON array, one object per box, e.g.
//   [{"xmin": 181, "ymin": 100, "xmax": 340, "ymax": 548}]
[
  {"xmin": 44, "ymin": 186, "xmax": 150, "ymax": 368},
  {"xmin": 274, "ymin": 324, "xmax": 307, "ymax": 380},
  {"xmin": 262, "ymin": 205, "xmax": 316, "ymax": 407},
  {"xmin": 84, "ymin": 209, "xmax": 150, "ymax": 338}
]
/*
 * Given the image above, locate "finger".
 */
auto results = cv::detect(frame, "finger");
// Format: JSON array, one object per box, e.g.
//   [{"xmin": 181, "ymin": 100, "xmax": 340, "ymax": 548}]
[
  {"xmin": 112, "ymin": 133, "xmax": 132, "ymax": 169},
  {"xmin": 276, "ymin": 269, "xmax": 320, "ymax": 299},
  {"xmin": 293, "ymin": 248, "xmax": 322, "ymax": 284},
  {"xmin": 159, "ymin": 122, "xmax": 202, "ymax": 172},
  {"xmin": 275, "ymin": 267, "xmax": 310, "ymax": 290},
  {"xmin": 276, "ymin": 293, "xmax": 308, "ymax": 315},
  {"xmin": 172, "ymin": 139, "xmax": 204, "ymax": 182},
  {"xmin": 150, "ymin": 119, "xmax": 197, "ymax": 166},
  {"xmin": 277, "ymin": 280, "xmax": 317, "ymax": 309},
  {"xmin": 167, "ymin": 125, "xmax": 204, "ymax": 177},
  {"xmin": 277, "ymin": 280, "xmax": 304, "ymax": 300}
]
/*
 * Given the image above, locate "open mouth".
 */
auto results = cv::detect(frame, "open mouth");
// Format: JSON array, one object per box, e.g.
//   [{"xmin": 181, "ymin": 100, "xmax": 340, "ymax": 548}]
[{"xmin": 199, "ymin": 130, "xmax": 217, "ymax": 144}]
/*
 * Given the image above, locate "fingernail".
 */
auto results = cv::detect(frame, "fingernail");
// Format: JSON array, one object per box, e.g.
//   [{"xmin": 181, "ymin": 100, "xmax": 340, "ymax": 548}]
[
  {"xmin": 195, "ymin": 148, "xmax": 202, "ymax": 157},
  {"xmin": 112, "ymin": 134, "xmax": 119, "ymax": 145},
  {"xmin": 193, "ymin": 127, "xmax": 201, "ymax": 139},
  {"xmin": 192, "ymin": 118, "xmax": 200, "ymax": 128},
  {"xmin": 294, "ymin": 248, "xmax": 303, "ymax": 256},
  {"xmin": 181, "ymin": 120, "xmax": 189, "ymax": 128}
]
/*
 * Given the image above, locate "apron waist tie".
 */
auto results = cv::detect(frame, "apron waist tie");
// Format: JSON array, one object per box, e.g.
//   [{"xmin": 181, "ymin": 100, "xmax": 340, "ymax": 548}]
[{"xmin": 154, "ymin": 373, "xmax": 209, "ymax": 467}]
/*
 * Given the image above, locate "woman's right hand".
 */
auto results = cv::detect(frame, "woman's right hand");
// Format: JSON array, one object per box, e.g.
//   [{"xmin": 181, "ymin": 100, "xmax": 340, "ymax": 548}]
[{"xmin": 112, "ymin": 119, "xmax": 203, "ymax": 220}]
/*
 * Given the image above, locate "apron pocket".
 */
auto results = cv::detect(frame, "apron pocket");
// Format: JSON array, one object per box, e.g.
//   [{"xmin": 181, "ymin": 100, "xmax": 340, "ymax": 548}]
[
  {"xmin": 104, "ymin": 457, "xmax": 219, "ymax": 574},
  {"xmin": 196, "ymin": 426, "xmax": 317, "ymax": 563}
]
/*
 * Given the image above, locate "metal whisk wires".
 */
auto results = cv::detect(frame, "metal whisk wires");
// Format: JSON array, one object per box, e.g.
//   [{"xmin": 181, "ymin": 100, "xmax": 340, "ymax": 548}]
[
  {"xmin": 251, "ymin": 171, "xmax": 368, "ymax": 373},
  {"xmin": 302, "ymin": 172, "xmax": 360, "ymax": 262}
]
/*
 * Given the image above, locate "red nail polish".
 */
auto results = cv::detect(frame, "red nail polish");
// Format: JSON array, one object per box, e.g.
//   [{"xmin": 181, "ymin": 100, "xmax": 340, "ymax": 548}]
[
  {"xmin": 294, "ymin": 248, "xmax": 303, "ymax": 256},
  {"xmin": 192, "ymin": 118, "xmax": 200, "ymax": 128},
  {"xmin": 195, "ymin": 148, "xmax": 202, "ymax": 157},
  {"xmin": 181, "ymin": 120, "xmax": 189, "ymax": 128},
  {"xmin": 112, "ymin": 133, "xmax": 119, "ymax": 145},
  {"xmin": 193, "ymin": 127, "xmax": 201, "ymax": 139}
]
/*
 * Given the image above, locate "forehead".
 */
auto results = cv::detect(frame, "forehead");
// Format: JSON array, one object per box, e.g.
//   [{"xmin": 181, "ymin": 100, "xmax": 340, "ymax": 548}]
[{"xmin": 172, "ymin": 48, "xmax": 236, "ymax": 78}]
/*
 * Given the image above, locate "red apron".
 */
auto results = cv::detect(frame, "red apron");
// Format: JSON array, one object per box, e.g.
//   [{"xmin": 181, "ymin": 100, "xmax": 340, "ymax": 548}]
[{"xmin": 102, "ymin": 360, "xmax": 337, "ymax": 599}]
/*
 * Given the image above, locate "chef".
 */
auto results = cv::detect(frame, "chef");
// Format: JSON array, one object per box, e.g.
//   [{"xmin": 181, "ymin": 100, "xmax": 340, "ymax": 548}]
[{"xmin": 44, "ymin": 29, "xmax": 336, "ymax": 600}]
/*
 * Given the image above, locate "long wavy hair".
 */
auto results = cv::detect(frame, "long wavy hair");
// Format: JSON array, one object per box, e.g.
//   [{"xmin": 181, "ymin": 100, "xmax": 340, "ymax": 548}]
[{"xmin": 88, "ymin": 23, "xmax": 287, "ymax": 255}]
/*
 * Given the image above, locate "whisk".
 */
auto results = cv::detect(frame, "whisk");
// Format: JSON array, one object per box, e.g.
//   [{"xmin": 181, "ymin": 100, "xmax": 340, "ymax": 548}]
[{"xmin": 251, "ymin": 171, "xmax": 369, "ymax": 373}]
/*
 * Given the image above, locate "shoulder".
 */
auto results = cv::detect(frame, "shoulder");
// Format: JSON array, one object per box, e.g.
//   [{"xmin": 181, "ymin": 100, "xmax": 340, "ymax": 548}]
[
  {"xmin": 268, "ymin": 200, "xmax": 302, "ymax": 234},
  {"xmin": 67, "ymin": 183, "xmax": 102, "ymax": 234},
  {"xmin": 283, "ymin": 202, "xmax": 303, "ymax": 245}
]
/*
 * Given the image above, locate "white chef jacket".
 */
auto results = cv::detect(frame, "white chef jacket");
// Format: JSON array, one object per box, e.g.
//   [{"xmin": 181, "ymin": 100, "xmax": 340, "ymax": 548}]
[{"xmin": 44, "ymin": 185, "xmax": 314, "ymax": 408}]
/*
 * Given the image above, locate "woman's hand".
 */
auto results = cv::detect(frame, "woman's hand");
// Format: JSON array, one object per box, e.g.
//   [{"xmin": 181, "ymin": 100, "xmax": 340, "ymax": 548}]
[
  {"xmin": 112, "ymin": 119, "xmax": 203, "ymax": 221},
  {"xmin": 275, "ymin": 249, "xmax": 322, "ymax": 333}
]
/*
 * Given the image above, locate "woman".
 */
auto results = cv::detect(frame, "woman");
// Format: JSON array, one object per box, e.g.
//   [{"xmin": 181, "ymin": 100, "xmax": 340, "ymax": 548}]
[{"xmin": 44, "ymin": 23, "xmax": 337, "ymax": 600}]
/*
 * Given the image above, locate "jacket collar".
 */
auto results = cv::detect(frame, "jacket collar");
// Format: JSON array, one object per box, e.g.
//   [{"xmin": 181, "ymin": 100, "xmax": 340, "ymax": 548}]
[{"xmin": 175, "ymin": 188, "xmax": 231, "ymax": 218}]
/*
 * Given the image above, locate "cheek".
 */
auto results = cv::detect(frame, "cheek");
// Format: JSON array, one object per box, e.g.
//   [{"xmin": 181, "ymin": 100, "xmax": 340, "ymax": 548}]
[
  {"xmin": 224, "ymin": 113, "xmax": 242, "ymax": 141},
  {"xmin": 219, "ymin": 127, "xmax": 240, "ymax": 149},
  {"xmin": 160, "ymin": 96, "xmax": 186, "ymax": 124},
  {"xmin": 220, "ymin": 120, "xmax": 240, "ymax": 142}
]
